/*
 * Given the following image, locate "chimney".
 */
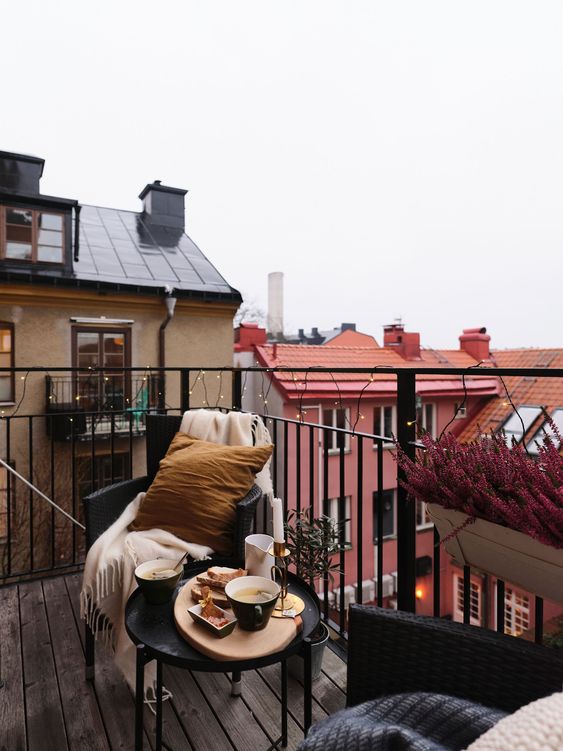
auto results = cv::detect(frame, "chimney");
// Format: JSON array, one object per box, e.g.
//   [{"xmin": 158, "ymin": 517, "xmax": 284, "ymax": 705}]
[
  {"xmin": 0, "ymin": 150, "xmax": 44, "ymax": 195},
  {"xmin": 341, "ymin": 323, "xmax": 356, "ymax": 332},
  {"xmin": 267, "ymin": 272, "xmax": 284, "ymax": 338},
  {"xmin": 383, "ymin": 323, "xmax": 421, "ymax": 360},
  {"xmin": 139, "ymin": 180, "xmax": 187, "ymax": 229},
  {"xmin": 459, "ymin": 327, "xmax": 490, "ymax": 361},
  {"xmin": 234, "ymin": 322, "xmax": 267, "ymax": 352}
]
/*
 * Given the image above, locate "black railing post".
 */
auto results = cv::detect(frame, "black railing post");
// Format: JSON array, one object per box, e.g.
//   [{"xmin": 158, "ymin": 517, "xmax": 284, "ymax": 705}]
[
  {"xmin": 180, "ymin": 369, "xmax": 191, "ymax": 413},
  {"xmin": 396, "ymin": 371, "xmax": 417, "ymax": 612},
  {"xmin": 232, "ymin": 370, "xmax": 242, "ymax": 411},
  {"xmin": 157, "ymin": 369, "xmax": 166, "ymax": 413}
]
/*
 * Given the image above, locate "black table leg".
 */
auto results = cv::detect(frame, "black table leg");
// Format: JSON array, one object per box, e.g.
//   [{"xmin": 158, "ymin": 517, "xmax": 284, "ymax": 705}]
[
  {"xmin": 231, "ymin": 670, "xmax": 242, "ymax": 696},
  {"xmin": 156, "ymin": 659, "xmax": 163, "ymax": 751},
  {"xmin": 303, "ymin": 637, "xmax": 312, "ymax": 736},
  {"xmin": 281, "ymin": 659, "xmax": 288, "ymax": 747},
  {"xmin": 135, "ymin": 644, "xmax": 146, "ymax": 751}
]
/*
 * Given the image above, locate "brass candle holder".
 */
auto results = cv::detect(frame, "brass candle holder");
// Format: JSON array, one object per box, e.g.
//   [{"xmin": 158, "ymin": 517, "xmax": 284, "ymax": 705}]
[{"xmin": 270, "ymin": 541, "xmax": 296, "ymax": 612}]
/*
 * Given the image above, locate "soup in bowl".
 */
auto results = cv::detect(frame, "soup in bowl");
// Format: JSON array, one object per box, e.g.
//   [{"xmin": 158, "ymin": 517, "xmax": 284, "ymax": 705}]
[
  {"xmin": 225, "ymin": 575, "xmax": 280, "ymax": 631},
  {"xmin": 134, "ymin": 558, "xmax": 183, "ymax": 604}
]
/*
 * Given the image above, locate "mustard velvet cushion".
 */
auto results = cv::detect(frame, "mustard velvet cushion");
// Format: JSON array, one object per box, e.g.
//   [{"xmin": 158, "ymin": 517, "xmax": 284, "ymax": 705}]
[{"xmin": 130, "ymin": 433, "xmax": 272, "ymax": 556}]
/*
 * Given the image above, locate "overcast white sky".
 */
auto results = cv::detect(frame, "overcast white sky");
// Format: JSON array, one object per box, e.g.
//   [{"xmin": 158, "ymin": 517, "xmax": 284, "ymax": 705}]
[{"xmin": 3, "ymin": 1, "xmax": 562, "ymax": 349}]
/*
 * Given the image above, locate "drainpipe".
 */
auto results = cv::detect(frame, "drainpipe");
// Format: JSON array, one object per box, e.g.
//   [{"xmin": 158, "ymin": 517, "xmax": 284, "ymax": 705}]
[
  {"xmin": 158, "ymin": 289, "xmax": 177, "ymax": 411},
  {"xmin": 73, "ymin": 204, "xmax": 81, "ymax": 262}
]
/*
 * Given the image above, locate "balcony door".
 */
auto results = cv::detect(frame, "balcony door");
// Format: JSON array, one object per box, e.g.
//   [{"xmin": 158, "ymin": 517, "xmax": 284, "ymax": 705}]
[{"xmin": 72, "ymin": 327, "xmax": 131, "ymax": 419}]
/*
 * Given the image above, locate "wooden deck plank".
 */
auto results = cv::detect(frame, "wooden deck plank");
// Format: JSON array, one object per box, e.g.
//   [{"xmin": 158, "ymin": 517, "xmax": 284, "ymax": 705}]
[
  {"xmin": 231, "ymin": 667, "xmax": 305, "ymax": 751},
  {"xmin": 257, "ymin": 663, "xmax": 328, "ymax": 729},
  {"xmin": 64, "ymin": 574, "xmax": 157, "ymax": 751},
  {"xmin": 42, "ymin": 577, "xmax": 110, "ymax": 751},
  {"xmin": 166, "ymin": 667, "xmax": 233, "ymax": 751},
  {"xmin": 65, "ymin": 573, "xmax": 190, "ymax": 751},
  {"xmin": 6, "ymin": 573, "xmax": 347, "ymax": 751},
  {"xmin": 19, "ymin": 580, "xmax": 69, "ymax": 751},
  {"xmin": 320, "ymin": 647, "xmax": 347, "ymax": 692},
  {"xmin": 0, "ymin": 585, "xmax": 26, "ymax": 751},
  {"xmin": 192, "ymin": 671, "xmax": 273, "ymax": 750}
]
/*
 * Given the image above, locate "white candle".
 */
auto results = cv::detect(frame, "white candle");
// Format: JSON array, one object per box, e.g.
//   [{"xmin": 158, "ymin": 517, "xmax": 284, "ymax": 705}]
[{"xmin": 272, "ymin": 497, "xmax": 285, "ymax": 543}]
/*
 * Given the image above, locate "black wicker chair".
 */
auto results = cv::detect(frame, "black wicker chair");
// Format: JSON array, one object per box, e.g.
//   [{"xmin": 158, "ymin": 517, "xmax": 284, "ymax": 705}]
[
  {"xmin": 83, "ymin": 413, "xmax": 263, "ymax": 679},
  {"xmin": 300, "ymin": 606, "xmax": 563, "ymax": 750},
  {"xmin": 346, "ymin": 605, "xmax": 563, "ymax": 713}
]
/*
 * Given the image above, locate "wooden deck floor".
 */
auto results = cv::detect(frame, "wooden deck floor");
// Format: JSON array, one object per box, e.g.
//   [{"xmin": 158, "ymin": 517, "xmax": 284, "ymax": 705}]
[{"xmin": 0, "ymin": 574, "xmax": 346, "ymax": 751}]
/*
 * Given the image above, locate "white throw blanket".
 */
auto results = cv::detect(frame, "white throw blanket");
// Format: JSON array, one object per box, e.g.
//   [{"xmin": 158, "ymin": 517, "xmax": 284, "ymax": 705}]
[
  {"xmin": 80, "ymin": 409, "xmax": 273, "ymax": 700},
  {"xmin": 466, "ymin": 691, "xmax": 563, "ymax": 750},
  {"xmin": 80, "ymin": 493, "xmax": 213, "ymax": 699}
]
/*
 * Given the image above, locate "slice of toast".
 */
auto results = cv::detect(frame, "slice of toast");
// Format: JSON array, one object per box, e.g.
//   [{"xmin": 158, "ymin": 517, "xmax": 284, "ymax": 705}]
[{"xmin": 196, "ymin": 567, "xmax": 247, "ymax": 590}]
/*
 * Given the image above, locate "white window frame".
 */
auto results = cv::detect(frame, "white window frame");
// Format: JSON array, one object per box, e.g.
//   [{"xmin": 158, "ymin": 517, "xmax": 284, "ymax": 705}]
[
  {"xmin": 453, "ymin": 574, "xmax": 481, "ymax": 626},
  {"xmin": 322, "ymin": 407, "xmax": 351, "ymax": 453},
  {"xmin": 328, "ymin": 495, "xmax": 352, "ymax": 549},
  {"xmin": 420, "ymin": 402, "xmax": 436, "ymax": 437},
  {"xmin": 499, "ymin": 586, "xmax": 530, "ymax": 637},
  {"xmin": 416, "ymin": 500, "xmax": 433, "ymax": 531},
  {"xmin": 373, "ymin": 404, "xmax": 396, "ymax": 447}
]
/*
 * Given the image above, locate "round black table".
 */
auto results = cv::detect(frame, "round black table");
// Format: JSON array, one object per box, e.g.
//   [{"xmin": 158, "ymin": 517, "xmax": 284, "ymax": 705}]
[{"xmin": 125, "ymin": 562, "xmax": 321, "ymax": 751}]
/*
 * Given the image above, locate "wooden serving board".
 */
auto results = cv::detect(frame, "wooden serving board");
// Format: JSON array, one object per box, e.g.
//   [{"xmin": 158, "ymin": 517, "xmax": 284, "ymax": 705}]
[{"xmin": 174, "ymin": 576, "xmax": 302, "ymax": 661}]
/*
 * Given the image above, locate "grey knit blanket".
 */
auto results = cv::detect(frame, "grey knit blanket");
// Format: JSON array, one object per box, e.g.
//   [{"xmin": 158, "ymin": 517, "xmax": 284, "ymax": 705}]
[{"xmin": 298, "ymin": 693, "xmax": 506, "ymax": 751}]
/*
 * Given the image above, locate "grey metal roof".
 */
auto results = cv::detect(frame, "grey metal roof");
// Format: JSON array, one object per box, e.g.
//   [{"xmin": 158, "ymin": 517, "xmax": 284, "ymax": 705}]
[{"xmin": 75, "ymin": 204, "xmax": 240, "ymax": 300}]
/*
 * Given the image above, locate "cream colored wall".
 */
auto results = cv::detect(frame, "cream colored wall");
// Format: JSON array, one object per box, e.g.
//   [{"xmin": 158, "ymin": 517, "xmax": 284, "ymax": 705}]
[
  {"xmin": 0, "ymin": 286, "xmax": 238, "ymax": 415},
  {"xmin": 0, "ymin": 285, "xmax": 238, "ymax": 564}
]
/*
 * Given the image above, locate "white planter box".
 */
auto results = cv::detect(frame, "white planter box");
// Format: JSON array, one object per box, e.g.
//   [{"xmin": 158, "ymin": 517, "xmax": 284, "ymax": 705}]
[{"xmin": 427, "ymin": 503, "xmax": 563, "ymax": 604}]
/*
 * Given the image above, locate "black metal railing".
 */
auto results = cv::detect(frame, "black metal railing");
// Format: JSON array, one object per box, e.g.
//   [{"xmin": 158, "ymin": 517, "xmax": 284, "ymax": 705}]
[
  {"xmin": 46, "ymin": 374, "xmax": 161, "ymax": 438},
  {"xmin": 0, "ymin": 363, "xmax": 561, "ymax": 650}
]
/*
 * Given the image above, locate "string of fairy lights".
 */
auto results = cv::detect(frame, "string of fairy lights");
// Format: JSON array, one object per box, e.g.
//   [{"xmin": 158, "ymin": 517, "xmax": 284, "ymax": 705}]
[{"xmin": 1, "ymin": 361, "xmax": 532, "ymax": 450}]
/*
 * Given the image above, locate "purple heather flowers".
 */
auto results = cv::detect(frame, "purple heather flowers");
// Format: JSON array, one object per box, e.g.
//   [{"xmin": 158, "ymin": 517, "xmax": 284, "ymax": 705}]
[{"xmin": 396, "ymin": 424, "xmax": 563, "ymax": 549}]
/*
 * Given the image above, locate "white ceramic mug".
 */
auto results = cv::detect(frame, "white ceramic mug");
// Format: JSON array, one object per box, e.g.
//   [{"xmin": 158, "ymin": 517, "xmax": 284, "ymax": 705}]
[{"xmin": 245, "ymin": 534, "xmax": 274, "ymax": 579}]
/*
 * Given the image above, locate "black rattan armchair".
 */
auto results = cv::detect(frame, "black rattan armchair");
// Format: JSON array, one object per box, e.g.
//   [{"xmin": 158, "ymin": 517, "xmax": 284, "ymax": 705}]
[
  {"xmin": 299, "ymin": 606, "xmax": 563, "ymax": 750},
  {"xmin": 83, "ymin": 413, "xmax": 263, "ymax": 679},
  {"xmin": 347, "ymin": 604, "xmax": 563, "ymax": 712}
]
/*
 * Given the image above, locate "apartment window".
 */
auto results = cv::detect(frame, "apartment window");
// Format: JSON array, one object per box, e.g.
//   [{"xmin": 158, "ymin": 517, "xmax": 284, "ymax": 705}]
[
  {"xmin": 373, "ymin": 405, "xmax": 395, "ymax": 446},
  {"xmin": 73, "ymin": 327, "xmax": 131, "ymax": 413},
  {"xmin": 500, "ymin": 405, "xmax": 542, "ymax": 446},
  {"xmin": 418, "ymin": 403, "xmax": 436, "ymax": 437},
  {"xmin": 328, "ymin": 496, "xmax": 352, "ymax": 548},
  {"xmin": 1, "ymin": 206, "xmax": 64, "ymax": 263},
  {"xmin": 373, "ymin": 489, "xmax": 396, "ymax": 541},
  {"xmin": 503, "ymin": 587, "xmax": 530, "ymax": 637},
  {"xmin": 416, "ymin": 500, "xmax": 433, "ymax": 530},
  {"xmin": 0, "ymin": 323, "xmax": 14, "ymax": 403},
  {"xmin": 0, "ymin": 466, "xmax": 8, "ymax": 540},
  {"xmin": 77, "ymin": 452, "xmax": 129, "ymax": 499},
  {"xmin": 454, "ymin": 575, "xmax": 481, "ymax": 626},
  {"xmin": 322, "ymin": 407, "xmax": 350, "ymax": 451}
]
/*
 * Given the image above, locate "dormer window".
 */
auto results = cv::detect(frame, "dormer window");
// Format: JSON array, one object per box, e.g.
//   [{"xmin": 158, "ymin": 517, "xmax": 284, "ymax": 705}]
[{"xmin": 1, "ymin": 206, "xmax": 64, "ymax": 263}]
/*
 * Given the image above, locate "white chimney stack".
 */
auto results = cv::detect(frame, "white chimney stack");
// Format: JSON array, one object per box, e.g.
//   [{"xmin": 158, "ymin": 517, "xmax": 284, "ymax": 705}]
[{"xmin": 267, "ymin": 271, "xmax": 284, "ymax": 338}]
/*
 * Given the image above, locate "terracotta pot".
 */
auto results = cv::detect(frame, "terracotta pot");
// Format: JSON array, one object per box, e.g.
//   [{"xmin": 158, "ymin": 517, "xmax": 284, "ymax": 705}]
[{"xmin": 428, "ymin": 503, "xmax": 563, "ymax": 603}]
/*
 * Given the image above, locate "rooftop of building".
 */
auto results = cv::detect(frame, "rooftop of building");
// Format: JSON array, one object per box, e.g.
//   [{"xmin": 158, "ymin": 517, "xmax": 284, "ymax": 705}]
[{"xmin": 0, "ymin": 150, "xmax": 241, "ymax": 303}]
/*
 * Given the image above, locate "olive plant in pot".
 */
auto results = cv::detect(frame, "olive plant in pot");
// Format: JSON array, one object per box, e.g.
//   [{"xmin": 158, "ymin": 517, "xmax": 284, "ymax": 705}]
[{"xmin": 284, "ymin": 507, "xmax": 347, "ymax": 681}]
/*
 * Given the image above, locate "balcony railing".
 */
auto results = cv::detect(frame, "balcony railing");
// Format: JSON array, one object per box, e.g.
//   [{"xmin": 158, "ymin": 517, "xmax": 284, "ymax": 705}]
[
  {"xmin": 45, "ymin": 373, "xmax": 162, "ymax": 438},
  {"xmin": 1, "ymin": 363, "xmax": 562, "ymax": 650}
]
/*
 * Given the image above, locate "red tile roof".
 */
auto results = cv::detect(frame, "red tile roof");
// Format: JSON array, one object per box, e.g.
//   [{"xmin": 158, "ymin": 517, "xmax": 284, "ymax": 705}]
[
  {"xmin": 254, "ymin": 343, "xmax": 500, "ymax": 401},
  {"xmin": 457, "ymin": 349, "xmax": 563, "ymax": 442}
]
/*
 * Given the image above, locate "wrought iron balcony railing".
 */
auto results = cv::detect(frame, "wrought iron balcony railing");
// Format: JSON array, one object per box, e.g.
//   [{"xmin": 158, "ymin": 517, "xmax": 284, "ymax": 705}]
[{"xmin": 0, "ymin": 363, "xmax": 561, "ymax": 651}]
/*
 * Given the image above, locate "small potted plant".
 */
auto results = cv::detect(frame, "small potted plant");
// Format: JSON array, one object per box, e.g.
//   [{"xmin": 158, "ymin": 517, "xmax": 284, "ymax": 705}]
[
  {"xmin": 285, "ymin": 507, "xmax": 347, "ymax": 680},
  {"xmin": 396, "ymin": 422, "xmax": 563, "ymax": 601}
]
